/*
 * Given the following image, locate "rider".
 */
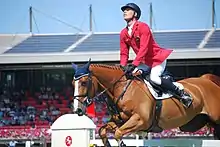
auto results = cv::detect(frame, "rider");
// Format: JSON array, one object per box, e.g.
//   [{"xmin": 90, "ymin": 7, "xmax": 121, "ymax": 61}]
[{"xmin": 119, "ymin": 3, "xmax": 192, "ymax": 108}]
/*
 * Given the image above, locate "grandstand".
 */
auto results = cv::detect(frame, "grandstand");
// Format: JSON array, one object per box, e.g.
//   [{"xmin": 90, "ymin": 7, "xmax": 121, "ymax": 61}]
[
  {"xmin": 0, "ymin": 28, "xmax": 220, "ymax": 146},
  {"xmin": 1, "ymin": 29, "xmax": 220, "ymax": 64}
]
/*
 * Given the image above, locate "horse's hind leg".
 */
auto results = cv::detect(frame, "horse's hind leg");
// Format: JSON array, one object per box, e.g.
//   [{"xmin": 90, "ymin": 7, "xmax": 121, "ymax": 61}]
[
  {"xmin": 98, "ymin": 121, "xmax": 118, "ymax": 147},
  {"xmin": 114, "ymin": 114, "xmax": 146, "ymax": 147},
  {"xmin": 212, "ymin": 123, "xmax": 220, "ymax": 140},
  {"xmin": 179, "ymin": 114, "xmax": 210, "ymax": 132}
]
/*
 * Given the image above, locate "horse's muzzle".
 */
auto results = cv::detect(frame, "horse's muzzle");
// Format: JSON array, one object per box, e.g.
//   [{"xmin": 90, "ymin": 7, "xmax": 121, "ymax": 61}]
[{"xmin": 74, "ymin": 108, "xmax": 84, "ymax": 116}]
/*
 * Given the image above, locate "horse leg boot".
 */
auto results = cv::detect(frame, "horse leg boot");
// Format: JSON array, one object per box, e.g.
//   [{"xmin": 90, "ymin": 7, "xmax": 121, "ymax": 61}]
[
  {"xmin": 114, "ymin": 114, "xmax": 146, "ymax": 147},
  {"xmin": 98, "ymin": 121, "xmax": 119, "ymax": 147},
  {"xmin": 161, "ymin": 78, "xmax": 193, "ymax": 108}
]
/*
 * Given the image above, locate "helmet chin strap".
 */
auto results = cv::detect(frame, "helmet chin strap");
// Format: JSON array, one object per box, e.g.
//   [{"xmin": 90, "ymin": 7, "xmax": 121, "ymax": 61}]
[
  {"xmin": 126, "ymin": 12, "xmax": 137, "ymax": 24},
  {"xmin": 126, "ymin": 17, "xmax": 137, "ymax": 26}
]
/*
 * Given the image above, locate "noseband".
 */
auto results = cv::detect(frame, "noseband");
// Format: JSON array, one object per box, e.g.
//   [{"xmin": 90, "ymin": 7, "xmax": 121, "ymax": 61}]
[
  {"xmin": 73, "ymin": 73, "xmax": 95, "ymax": 107},
  {"xmin": 73, "ymin": 70, "xmax": 128, "ymax": 107}
]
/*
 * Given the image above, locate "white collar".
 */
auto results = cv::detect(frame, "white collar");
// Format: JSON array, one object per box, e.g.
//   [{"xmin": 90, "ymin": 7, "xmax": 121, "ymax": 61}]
[{"xmin": 127, "ymin": 21, "xmax": 136, "ymax": 30}]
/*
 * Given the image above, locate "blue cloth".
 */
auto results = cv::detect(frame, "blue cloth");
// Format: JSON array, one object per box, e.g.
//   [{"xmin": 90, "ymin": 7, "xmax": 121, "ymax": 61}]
[{"xmin": 136, "ymin": 63, "xmax": 151, "ymax": 73}]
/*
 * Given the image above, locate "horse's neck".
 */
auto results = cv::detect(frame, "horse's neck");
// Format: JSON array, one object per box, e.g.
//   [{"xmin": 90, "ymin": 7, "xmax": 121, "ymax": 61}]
[{"xmin": 90, "ymin": 64, "xmax": 123, "ymax": 89}]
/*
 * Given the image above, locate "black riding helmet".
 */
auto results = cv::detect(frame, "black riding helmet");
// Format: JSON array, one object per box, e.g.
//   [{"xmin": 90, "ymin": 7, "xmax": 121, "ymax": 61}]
[{"xmin": 121, "ymin": 3, "xmax": 141, "ymax": 20}]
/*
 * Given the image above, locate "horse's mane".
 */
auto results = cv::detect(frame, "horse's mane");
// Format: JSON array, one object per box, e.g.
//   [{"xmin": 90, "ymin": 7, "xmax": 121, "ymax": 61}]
[{"xmin": 90, "ymin": 64, "xmax": 123, "ymax": 71}]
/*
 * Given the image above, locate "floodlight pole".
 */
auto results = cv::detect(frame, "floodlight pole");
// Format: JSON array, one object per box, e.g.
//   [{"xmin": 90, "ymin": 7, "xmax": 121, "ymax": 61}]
[
  {"xmin": 211, "ymin": 0, "xmax": 215, "ymax": 29},
  {"xmin": 149, "ymin": 2, "xmax": 153, "ymax": 30},
  {"xmin": 89, "ymin": 4, "xmax": 93, "ymax": 32},
  {"xmin": 29, "ymin": 6, "xmax": 33, "ymax": 34}
]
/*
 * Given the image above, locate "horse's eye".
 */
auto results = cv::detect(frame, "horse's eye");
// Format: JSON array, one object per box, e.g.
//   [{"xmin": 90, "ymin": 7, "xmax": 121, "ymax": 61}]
[{"xmin": 81, "ymin": 81, "xmax": 87, "ymax": 86}]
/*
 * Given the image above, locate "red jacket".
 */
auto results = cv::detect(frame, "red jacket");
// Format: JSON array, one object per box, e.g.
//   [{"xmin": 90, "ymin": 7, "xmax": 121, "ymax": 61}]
[{"xmin": 120, "ymin": 21, "xmax": 173, "ymax": 67}]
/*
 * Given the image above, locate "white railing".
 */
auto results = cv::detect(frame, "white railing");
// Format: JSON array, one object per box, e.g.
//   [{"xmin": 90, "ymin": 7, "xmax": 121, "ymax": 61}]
[{"xmin": 90, "ymin": 139, "xmax": 220, "ymax": 147}]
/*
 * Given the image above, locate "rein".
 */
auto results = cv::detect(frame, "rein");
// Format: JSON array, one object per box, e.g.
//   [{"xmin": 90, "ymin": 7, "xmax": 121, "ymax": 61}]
[
  {"xmin": 93, "ymin": 73, "xmax": 146, "ymax": 124},
  {"xmin": 73, "ymin": 69, "xmax": 143, "ymax": 124},
  {"xmin": 92, "ymin": 72, "xmax": 129, "ymax": 124},
  {"xmin": 83, "ymin": 70, "xmax": 134, "ymax": 124}
]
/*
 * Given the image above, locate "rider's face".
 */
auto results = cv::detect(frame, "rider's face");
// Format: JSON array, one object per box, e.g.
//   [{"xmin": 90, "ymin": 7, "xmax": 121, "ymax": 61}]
[{"xmin": 123, "ymin": 8, "xmax": 135, "ymax": 21}]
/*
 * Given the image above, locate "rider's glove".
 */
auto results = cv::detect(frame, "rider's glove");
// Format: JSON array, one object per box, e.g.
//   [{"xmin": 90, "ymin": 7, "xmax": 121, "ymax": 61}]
[
  {"xmin": 120, "ymin": 65, "xmax": 126, "ymax": 72},
  {"xmin": 125, "ymin": 64, "xmax": 137, "ymax": 73}
]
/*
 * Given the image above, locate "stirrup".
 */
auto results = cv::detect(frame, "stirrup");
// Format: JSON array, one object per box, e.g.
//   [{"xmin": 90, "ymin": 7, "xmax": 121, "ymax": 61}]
[{"xmin": 180, "ymin": 92, "xmax": 192, "ymax": 108}]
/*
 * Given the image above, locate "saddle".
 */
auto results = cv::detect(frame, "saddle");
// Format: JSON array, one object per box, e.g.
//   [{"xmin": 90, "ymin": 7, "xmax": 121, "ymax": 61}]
[{"xmin": 142, "ymin": 69, "xmax": 175, "ymax": 97}]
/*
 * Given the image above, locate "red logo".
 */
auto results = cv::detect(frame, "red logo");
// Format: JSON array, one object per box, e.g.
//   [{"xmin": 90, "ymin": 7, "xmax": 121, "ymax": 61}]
[{"xmin": 65, "ymin": 136, "xmax": 72, "ymax": 146}]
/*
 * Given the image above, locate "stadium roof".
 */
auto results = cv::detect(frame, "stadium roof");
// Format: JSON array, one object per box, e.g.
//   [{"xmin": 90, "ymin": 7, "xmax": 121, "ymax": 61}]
[{"xmin": 0, "ymin": 28, "xmax": 220, "ymax": 64}]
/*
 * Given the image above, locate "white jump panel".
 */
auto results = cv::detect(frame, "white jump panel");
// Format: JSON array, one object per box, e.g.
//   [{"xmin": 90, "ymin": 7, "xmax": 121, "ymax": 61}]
[{"xmin": 51, "ymin": 114, "xmax": 96, "ymax": 147}]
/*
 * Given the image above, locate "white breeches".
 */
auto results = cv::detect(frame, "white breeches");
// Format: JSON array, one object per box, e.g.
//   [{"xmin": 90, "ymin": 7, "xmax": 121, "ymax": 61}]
[{"xmin": 150, "ymin": 59, "xmax": 167, "ymax": 85}]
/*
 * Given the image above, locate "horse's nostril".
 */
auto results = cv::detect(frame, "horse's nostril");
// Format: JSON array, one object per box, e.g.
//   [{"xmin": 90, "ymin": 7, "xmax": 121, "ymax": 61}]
[{"xmin": 75, "ymin": 108, "xmax": 84, "ymax": 116}]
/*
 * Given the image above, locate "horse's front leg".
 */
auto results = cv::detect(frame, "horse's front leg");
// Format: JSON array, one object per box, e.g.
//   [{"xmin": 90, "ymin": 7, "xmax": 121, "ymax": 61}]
[
  {"xmin": 114, "ymin": 113, "xmax": 146, "ymax": 147},
  {"xmin": 98, "ymin": 121, "xmax": 118, "ymax": 147}
]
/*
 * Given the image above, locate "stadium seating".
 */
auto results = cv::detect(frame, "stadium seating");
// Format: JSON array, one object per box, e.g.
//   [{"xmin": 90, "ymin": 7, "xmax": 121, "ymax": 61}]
[
  {"xmin": 4, "ymin": 34, "xmax": 85, "ymax": 53},
  {"xmin": 72, "ymin": 30, "xmax": 208, "ymax": 53},
  {"xmin": 0, "ymin": 87, "xmax": 213, "ymax": 140},
  {"xmin": 205, "ymin": 30, "xmax": 220, "ymax": 48}
]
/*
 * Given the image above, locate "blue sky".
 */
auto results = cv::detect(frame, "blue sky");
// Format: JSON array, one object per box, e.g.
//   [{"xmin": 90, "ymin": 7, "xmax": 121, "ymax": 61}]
[{"xmin": 0, "ymin": 0, "xmax": 219, "ymax": 34}]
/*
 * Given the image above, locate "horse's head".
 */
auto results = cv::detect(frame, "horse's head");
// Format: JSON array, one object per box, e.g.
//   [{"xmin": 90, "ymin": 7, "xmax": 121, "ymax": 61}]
[{"xmin": 72, "ymin": 59, "xmax": 99, "ymax": 115}]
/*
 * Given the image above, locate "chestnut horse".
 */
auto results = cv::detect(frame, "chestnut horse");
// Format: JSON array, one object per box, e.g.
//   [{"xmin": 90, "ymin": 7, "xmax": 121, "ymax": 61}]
[{"xmin": 72, "ymin": 61, "xmax": 220, "ymax": 147}]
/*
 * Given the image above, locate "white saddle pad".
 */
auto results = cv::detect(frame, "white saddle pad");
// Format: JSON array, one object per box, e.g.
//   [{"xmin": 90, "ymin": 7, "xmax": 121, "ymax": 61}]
[{"xmin": 144, "ymin": 79, "xmax": 184, "ymax": 100}]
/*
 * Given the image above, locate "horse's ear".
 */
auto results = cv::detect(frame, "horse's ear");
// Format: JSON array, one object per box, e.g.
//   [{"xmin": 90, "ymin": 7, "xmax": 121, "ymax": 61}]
[
  {"xmin": 88, "ymin": 58, "xmax": 91, "ymax": 64},
  {"xmin": 85, "ymin": 58, "xmax": 91, "ymax": 70},
  {"xmin": 71, "ymin": 63, "xmax": 78, "ymax": 71}
]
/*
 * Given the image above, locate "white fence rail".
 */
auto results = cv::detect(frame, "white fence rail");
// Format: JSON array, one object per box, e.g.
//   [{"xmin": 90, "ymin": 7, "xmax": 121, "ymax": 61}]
[
  {"xmin": 90, "ymin": 139, "xmax": 220, "ymax": 147},
  {"xmin": 144, "ymin": 139, "xmax": 220, "ymax": 147}
]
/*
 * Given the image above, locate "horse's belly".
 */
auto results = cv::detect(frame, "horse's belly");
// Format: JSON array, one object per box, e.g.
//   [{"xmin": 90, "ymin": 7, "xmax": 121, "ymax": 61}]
[
  {"xmin": 158, "ymin": 116, "xmax": 194, "ymax": 130},
  {"xmin": 157, "ymin": 98, "xmax": 203, "ymax": 130}
]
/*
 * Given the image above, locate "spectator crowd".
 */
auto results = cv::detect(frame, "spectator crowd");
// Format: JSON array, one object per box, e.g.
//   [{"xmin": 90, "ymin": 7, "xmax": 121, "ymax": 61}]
[{"xmin": 0, "ymin": 87, "xmax": 213, "ymax": 140}]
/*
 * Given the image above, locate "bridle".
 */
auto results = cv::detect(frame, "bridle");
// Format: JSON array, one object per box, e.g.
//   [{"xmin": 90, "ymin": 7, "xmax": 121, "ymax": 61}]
[
  {"xmin": 73, "ymin": 73, "xmax": 95, "ymax": 107},
  {"xmin": 73, "ymin": 71, "xmax": 128, "ymax": 108},
  {"xmin": 73, "ymin": 69, "xmax": 132, "ymax": 125}
]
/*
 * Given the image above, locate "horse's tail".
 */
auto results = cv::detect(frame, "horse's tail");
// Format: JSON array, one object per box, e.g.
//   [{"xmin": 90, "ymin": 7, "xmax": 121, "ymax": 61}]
[{"xmin": 200, "ymin": 73, "xmax": 220, "ymax": 87}]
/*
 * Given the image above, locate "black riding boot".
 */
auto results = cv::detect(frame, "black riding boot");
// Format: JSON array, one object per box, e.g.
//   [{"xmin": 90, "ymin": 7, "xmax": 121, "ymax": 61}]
[{"xmin": 160, "ymin": 78, "xmax": 192, "ymax": 108}]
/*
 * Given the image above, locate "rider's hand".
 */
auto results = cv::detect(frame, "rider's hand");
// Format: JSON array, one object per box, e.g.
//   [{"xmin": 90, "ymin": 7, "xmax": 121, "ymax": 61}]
[
  {"xmin": 120, "ymin": 65, "xmax": 126, "ymax": 72},
  {"xmin": 125, "ymin": 64, "xmax": 137, "ymax": 73}
]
